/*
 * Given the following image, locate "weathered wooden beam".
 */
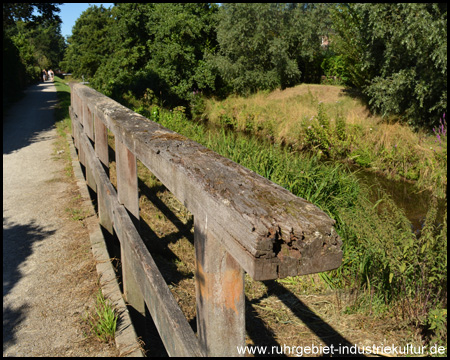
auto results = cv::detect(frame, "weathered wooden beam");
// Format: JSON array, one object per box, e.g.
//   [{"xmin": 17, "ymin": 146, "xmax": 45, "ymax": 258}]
[
  {"xmin": 85, "ymin": 158, "xmax": 97, "ymax": 192},
  {"xmin": 83, "ymin": 102, "xmax": 94, "ymax": 141},
  {"xmin": 97, "ymin": 178, "xmax": 114, "ymax": 234},
  {"xmin": 71, "ymin": 83, "xmax": 342, "ymax": 281},
  {"xmin": 194, "ymin": 212, "xmax": 245, "ymax": 356},
  {"xmin": 94, "ymin": 113, "xmax": 109, "ymax": 170},
  {"xmin": 115, "ymin": 138, "xmax": 139, "ymax": 223},
  {"xmin": 114, "ymin": 136, "xmax": 145, "ymax": 333},
  {"xmin": 70, "ymin": 113, "xmax": 205, "ymax": 357},
  {"xmin": 73, "ymin": 85, "xmax": 343, "ymax": 279}
]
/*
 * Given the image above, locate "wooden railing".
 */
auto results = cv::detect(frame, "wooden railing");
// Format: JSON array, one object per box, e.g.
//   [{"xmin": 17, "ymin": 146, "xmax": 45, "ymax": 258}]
[{"xmin": 69, "ymin": 82, "xmax": 343, "ymax": 357}]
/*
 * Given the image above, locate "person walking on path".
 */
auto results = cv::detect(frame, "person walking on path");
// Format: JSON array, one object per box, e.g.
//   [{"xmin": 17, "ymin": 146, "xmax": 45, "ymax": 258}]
[{"xmin": 3, "ymin": 82, "xmax": 118, "ymax": 357}]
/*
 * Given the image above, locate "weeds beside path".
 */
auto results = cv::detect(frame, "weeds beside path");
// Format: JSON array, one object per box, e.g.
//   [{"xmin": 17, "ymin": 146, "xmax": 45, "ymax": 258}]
[{"xmin": 3, "ymin": 82, "xmax": 118, "ymax": 356}]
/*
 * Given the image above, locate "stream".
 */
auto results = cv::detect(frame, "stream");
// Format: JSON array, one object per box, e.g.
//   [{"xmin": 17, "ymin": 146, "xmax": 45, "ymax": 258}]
[
  {"xmin": 347, "ymin": 166, "xmax": 446, "ymax": 235},
  {"xmin": 202, "ymin": 121, "xmax": 446, "ymax": 236}
]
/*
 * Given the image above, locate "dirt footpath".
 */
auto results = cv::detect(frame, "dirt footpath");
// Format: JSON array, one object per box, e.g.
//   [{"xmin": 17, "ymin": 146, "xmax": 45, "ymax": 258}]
[{"xmin": 3, "ymin": 82, "xmax": 119, "ymax": 356}]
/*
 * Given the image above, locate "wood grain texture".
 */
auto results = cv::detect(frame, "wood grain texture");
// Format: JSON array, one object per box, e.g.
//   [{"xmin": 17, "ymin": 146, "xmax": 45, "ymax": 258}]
[
  {"xmin": 70, "ymin": 83, "xmax": 342, "ymax": 280},
  {"xmin": 71, "ymin": 114, "xmax": 205, "ymax": 356}
]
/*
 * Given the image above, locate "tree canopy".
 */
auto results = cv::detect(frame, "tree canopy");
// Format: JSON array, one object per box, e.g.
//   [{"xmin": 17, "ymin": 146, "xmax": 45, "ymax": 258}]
[
  {"xmin": 5, "ymin": 3, "xmax": 446, "ymax": 128},
  {"xmin": 3, "ymin": 3, "xmax": 65, "ymax": 101},
  {"xmin": 330, "ymin": 3, "xmax": 447, "ymax": 127}
]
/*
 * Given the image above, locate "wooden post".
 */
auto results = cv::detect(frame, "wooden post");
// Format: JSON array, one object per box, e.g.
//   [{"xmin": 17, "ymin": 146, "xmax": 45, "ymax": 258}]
[
  {"xmin": 78, "ymin": 125, "xmax": 86, "ymax": 167},
  {"xmin": 195, "ymin": 213, "xmax": 245, "ymax": 357},
  {"xmin": 94, "ymin": 113, "xmax": 109, "ymax": 175},
  {"xmin": 84, "ymin": 105, "xmax": 96, "ymax": 192},
  {"xmin": 114, "ymin": 138, "xmax": 145, "ymax": 333},
  {"xmin": 85, "ymin": 159, "xmax": 97, "ymax": 192},
  {"xmin": 115, "ymin": 138, "xmax": 139, "ymax": 222},
  {"xmin": 95, "ymin": 114, "xmax": 113, "ymax": 234},
  {"xmin": 84, "ymin": 103, "xmax": 94, "ymax": 141},
  {"xmin": 97, "ymin": 182, "xmax": 114, "ymax": 235}
]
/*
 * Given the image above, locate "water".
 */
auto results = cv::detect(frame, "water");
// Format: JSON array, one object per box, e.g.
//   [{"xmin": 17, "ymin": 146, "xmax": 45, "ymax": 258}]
[
  {"xmin": 348, "ymin": 166, "xmax": 446, "ymax": 234},
  {"xmin": 203, "ymin": 120, "xmax": 446, "ymax": 235}
]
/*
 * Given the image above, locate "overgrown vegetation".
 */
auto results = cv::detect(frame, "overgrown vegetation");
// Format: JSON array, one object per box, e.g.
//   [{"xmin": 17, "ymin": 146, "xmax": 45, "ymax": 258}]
[
  {"xmin": 203, "ymin": 85, "xmax": 447, "ymax": 198},
  {"xmin": 330, "ymin": 4, "xmax": 447, "ymax": 129},
  {"xmin": 124, "ymin": 92, "xmax": 447, "ymax": 348}
]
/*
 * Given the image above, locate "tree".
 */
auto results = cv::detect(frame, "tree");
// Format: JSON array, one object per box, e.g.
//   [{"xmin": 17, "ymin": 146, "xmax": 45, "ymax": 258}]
[
  {"xmin": 209, "ymin": 3, "xmax": 296, "ymax": 96},
  {"xmin": 91, "ymin": 3, "xmax": 219, "ymax": 106},
  {"xmin": 208, "ymin": 3, "xmax": 332, "ymax": 96},
  {"xmin": 328, "ymin": 4, "xmax": 369, "ymax": 88},
  {"xmin": 60, "ymin": 5, "xmax": 113, "ymax": 78},
  {"xmin": 285, "ymin": 3, "xmax": 333, "ymax": 84},
  {"xmin": 3, "ymin": 3, "xmax": 63, "ymax": 101},
  {"xmin": 16, "ymin": 20, "xmax": 66, "ymax": 70},
  {"xmin": 331, "ymin": 3, "xmax": 447, "ymax": 128},
  {"xmin": 3, "ymin": 3, "xmax": 62, "ymax": 32},
  {"xmin": 144, "ymin": 3, "xmax": 219, "ymax": 100}
]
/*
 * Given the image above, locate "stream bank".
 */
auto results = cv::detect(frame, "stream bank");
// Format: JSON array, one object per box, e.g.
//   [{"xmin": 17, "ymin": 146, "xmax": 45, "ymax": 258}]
[
  {"xmin": 345, "ymin": 165, "xmax": 446, "ymax": 235},
  {"xmin": 204, "ymin": 119, "xmax": 447, "ymax": 235}
]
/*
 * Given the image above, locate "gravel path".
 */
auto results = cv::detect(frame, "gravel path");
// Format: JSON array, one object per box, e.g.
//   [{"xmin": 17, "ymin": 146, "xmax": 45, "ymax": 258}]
[{"xmin": 3, "ymin": 82, "xmax": 118, "ymax": 356}]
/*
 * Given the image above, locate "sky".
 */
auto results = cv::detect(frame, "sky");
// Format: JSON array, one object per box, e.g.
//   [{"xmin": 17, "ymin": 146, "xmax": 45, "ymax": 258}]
[{"xmin": 58, "ymin": 3, "xmax": 114, "ymax": 39}]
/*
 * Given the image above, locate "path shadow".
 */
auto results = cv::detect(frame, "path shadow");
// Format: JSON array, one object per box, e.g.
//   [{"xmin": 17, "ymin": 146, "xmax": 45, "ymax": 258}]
[{"xmin": 3, "ymin": 217, "xmax": 56, "ymax": 349}]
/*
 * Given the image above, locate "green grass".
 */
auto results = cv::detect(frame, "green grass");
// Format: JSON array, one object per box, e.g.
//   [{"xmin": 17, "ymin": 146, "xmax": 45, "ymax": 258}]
[
  {"xmin": 82, "ymin": 289, "xmax": 118, "ymax": 343},
  {"xmin": 53, "ymin": 76, "xmax": 72, "ymax": 135},
  {"xmin": 202, "ymin": 84, "xmax": 447, "ymax": 199}
]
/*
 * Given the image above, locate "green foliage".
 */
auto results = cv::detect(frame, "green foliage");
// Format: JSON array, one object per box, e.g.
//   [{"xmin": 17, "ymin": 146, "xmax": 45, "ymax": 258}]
[
  {"xmin": 89, "ymin": 3, "xmax": 219, "ymax": 109},
  {"xmin": 338, "ymin": 191, "xmax": 447, "ymax": 342},
  {"xmin": 143, "ymin": 3, "xmax": 219, "ymax": 101},
  {"xmin": 426, "ymin": 307, "xmax": 447, "ymax": 348},
  {"xmin": 302, "ymin": 103, "xmax": 352, "ymax": 159},
  {"xmin": 210, "ymin": 4, "xmax": 286, "ymax": 95},
  {"xmin": 329, "ymin": 4, "xmax": 370, "ymax": 89},
  {"xmin": 209, "ymin": 3, "xmax": 331, "ymax": 96},
  {"xmin": 331, "ymin": 3, "xmax": 447, "ymax": 128},
  {"xmin": 3, "ymin": 3, "xmax": 65, "ymax": 102},
  {"xmin": 83, "ymin": 289, "xmax": 118, "ymax": 343},
  {"xmin": 321, "ymin": 54, "xmax": 348, "ymax": 85},
  {"xmin": 60, "ymin": 5, "xmax": 113, "ymax": 78},
  {"xmin": 3, "ymin": 3, "xmax": 62, "ymax": 31},
  {"xmin": 188, "ymin": 89, "xmax": 207, "ymax": 121}
]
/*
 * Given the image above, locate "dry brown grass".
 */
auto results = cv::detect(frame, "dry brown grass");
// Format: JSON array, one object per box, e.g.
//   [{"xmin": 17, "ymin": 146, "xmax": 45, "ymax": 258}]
[
  {"xmin": 45, "ymin": 138, "xmax": 120, "ymax": 356},
  {"xmin": 205, "ymin": 84, "xmax": 379, "ymax": 147},
  {"xmin": 204, "ymin": 84, "xmax": 447, "ymax": 197},
  {"xmin": 267, "ymin": 83, "xmax": 345, "ymax": 102}
]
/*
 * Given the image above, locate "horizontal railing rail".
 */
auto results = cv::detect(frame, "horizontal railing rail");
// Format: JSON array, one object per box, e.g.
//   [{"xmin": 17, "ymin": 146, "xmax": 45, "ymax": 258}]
[{"xmin": 69, "ymin": 82, "xmax": 342, "ymax": 356}]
